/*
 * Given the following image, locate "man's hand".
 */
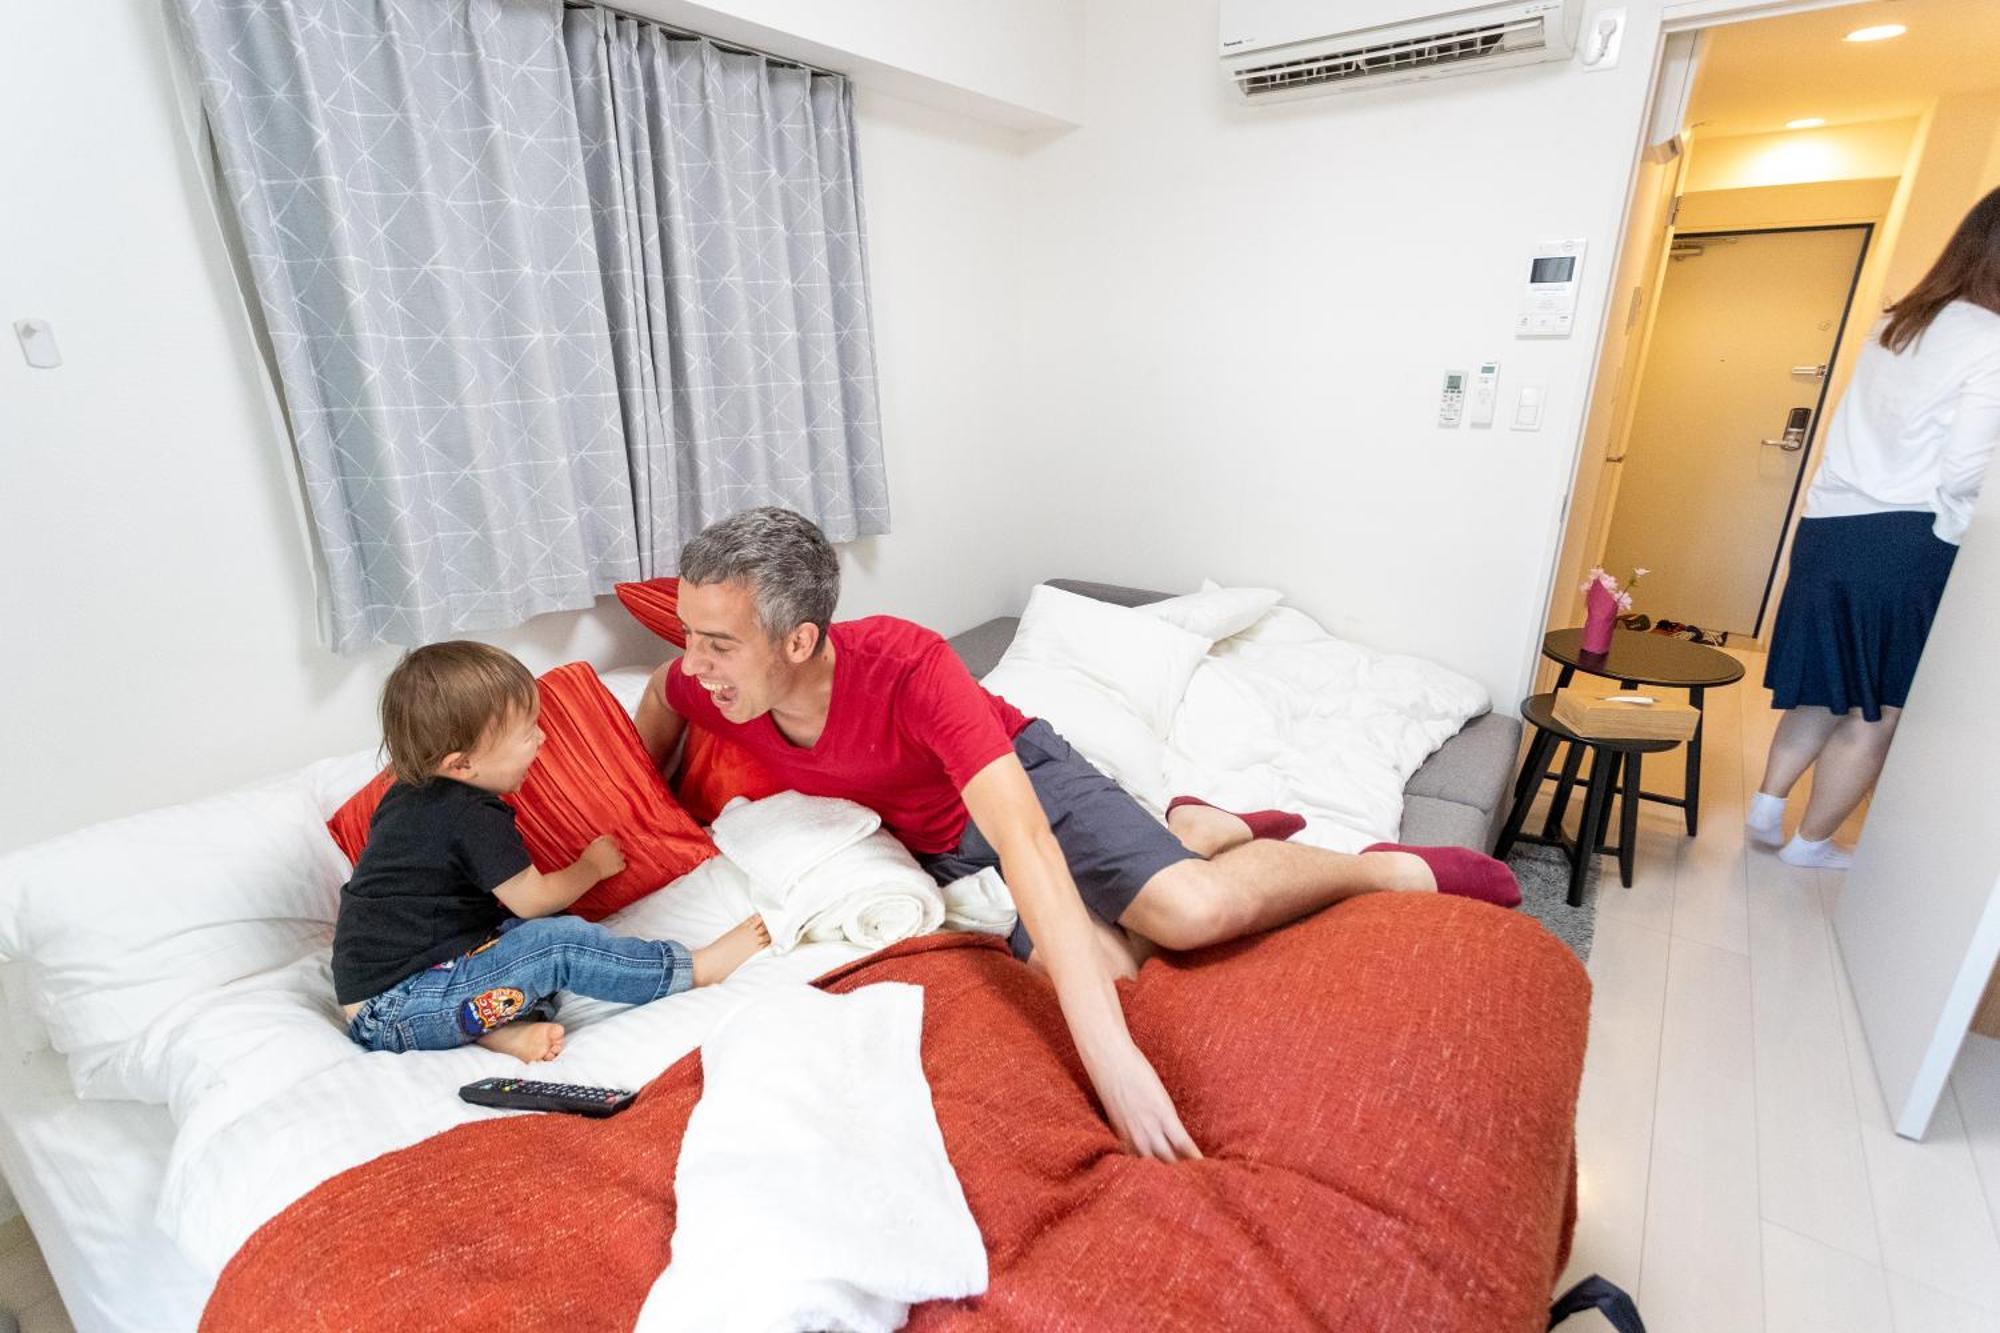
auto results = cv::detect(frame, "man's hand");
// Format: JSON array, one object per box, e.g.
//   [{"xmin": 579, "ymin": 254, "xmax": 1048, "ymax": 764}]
[
  {"xmin": 581, "ymin": 834, "xmax": 625, "ymax": 882},
  {"xmin": 1089, "ymin": 1040, "xmax": 1203, "ymax": 1162}
]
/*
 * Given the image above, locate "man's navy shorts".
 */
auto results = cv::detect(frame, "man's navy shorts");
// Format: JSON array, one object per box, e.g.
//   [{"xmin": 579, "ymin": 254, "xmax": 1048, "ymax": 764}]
[{"xmin": 919, "ymin": 719, "xmax": 1196, "ymax": 959}]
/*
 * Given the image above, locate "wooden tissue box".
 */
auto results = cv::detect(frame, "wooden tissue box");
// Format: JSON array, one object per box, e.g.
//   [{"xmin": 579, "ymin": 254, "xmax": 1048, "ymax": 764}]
[{"xmin": 1553, "ymin": 686, "xmax": 1699, "ymax": 742}]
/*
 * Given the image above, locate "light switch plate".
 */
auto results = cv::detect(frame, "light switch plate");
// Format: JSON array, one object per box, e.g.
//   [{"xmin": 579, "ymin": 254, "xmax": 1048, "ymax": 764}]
[{"xmin": 1511, "ymin": 384, "xmax": 1546, "ymax": 431}]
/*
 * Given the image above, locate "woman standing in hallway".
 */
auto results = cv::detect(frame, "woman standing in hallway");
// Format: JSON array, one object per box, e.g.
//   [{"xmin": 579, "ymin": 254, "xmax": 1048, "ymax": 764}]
[{"xmin": 1750, "ymin": 187, "xmax": 2000, "ymax": 868}]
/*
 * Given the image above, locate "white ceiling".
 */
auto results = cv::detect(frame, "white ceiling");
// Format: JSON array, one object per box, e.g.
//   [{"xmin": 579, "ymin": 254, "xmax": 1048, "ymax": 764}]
[{"xmin": 1689, "ymin": 0, "xmax": 2000, "ymax": 139}]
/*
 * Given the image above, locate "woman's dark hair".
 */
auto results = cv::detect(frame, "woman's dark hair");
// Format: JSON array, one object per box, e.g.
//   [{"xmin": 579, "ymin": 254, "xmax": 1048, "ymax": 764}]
[{"xmin": 1882, "ymin": 186, "xmax": 2000, "ymax": 353}]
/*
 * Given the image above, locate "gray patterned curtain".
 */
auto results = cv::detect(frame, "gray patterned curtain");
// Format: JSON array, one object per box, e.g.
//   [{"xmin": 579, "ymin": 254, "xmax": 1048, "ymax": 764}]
[
  {"xmin": 174, "ymin": 0, "xmax": 888, "ymax": 651},
  {"xmin": 173, "ymin": 0, "xmax": 639, "ymax": 652},
  {"xmin": 563, "ymin": 8, "xmax": 889, "ymax": 571}
]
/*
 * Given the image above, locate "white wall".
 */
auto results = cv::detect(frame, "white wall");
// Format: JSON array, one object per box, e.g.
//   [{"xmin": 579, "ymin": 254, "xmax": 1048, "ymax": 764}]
[
  {"xmin": 620, "ymin": 0, "xmax": 1083, "ymax": 128},
  {"xmin": 1546, "ymin": 146, "xmax": 1684, "ymax": 641},
  {"xmin": 1882, "ymin": 90, "xmax": 2000, "ymax": 302},
  {"xmin": 0, "ymin": 1, "xmax": 1041, "ymax": 854},
  {"xmin": 1685, "ymin": 117, "xmax": 1921, "ymax": 192},
  {"xmin": 1835, "ymin": 457, "xmax": 2000, "ymax": 1138},
  {"xmin": 1010, "ymin": 0, "xmax": 1668, "ymax": 707}
]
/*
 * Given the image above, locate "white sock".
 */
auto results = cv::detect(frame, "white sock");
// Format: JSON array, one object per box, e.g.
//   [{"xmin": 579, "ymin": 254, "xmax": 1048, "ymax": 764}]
[
  {"xmin": 1746, "ymin": 791, "xmax": 1786, "ymax": 846},
  {"xmin": 1779, "ymin": 833, "xmax": 1852, "ymax": 870}
]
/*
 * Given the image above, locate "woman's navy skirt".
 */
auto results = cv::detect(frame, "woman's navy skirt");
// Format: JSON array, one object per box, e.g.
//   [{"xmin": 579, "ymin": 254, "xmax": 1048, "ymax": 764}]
[{"xmin": 1764, "ymin": 511, "xmax": 1958, "ymax": 721}]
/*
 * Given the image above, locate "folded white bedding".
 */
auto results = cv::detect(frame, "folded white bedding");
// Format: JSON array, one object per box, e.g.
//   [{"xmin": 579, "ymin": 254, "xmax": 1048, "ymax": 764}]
[
  {"xmin": 637, "ymin": 983, "xmax": 986, "ymax": 1333},
  {"xmin": 713, "ymin": 793, "xmax": 946, "ymax": 953},
  {"xmin": 939, "ymin": 867, "xmax": 1015, "ymax": 938}
]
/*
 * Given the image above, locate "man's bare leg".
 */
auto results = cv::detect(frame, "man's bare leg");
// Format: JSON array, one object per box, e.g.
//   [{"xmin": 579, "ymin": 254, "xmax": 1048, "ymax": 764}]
[
  {"xmin": 1025, "ymin": 912, "xmax": 1143, "ymax": 982},
  {"xmin": 1165, "ymin": 803, "xmax": 1256, "ymax": 858},
  {"xmin": 1016, "ymin": 806, "xmax": 1252, "ymax": 980},
  {"xmin": 1119, "ymin": 840, "xmax": 1434, "ymax": 953},
  {"xmin": 1027, "ymin": 806, "xmax": 1435, "ymax": 970}
]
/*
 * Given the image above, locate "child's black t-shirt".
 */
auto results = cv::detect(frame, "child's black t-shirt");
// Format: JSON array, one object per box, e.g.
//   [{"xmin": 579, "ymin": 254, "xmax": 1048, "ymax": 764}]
[{"xmin": 331, "ymin": 778, "xmax": 533, "ymax": 1004}]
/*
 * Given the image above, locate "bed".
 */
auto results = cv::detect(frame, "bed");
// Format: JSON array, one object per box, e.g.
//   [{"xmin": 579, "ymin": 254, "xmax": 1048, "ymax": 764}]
[{"xmin": 0, "ymin": 583, "xmax": 1561, "ymax": 1332}]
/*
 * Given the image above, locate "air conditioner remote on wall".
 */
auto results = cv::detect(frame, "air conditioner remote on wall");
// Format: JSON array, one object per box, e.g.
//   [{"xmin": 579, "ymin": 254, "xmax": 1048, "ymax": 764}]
[
  {"xmin": 1439, "ymin": 369, "xmax": 1467, "ymax": 427},
  {"xmin": 1470, "ymin": 361, "xmax": 1500, "ymax": 427}
]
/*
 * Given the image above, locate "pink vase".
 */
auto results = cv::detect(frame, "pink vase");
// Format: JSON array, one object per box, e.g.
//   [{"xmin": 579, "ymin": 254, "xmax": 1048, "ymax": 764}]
[{"xmin": 1582, "ymin": 581, "xmax": 1620, "ymax": 655}]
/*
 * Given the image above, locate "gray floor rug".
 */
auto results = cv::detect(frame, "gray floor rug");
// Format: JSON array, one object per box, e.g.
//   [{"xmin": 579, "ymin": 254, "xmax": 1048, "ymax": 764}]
[{"xmin": 1508, "ymin": 843, "xmax": 1601, "ymax": 962}]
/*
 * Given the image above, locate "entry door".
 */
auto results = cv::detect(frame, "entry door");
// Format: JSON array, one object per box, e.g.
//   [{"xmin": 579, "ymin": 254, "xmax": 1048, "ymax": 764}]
[{"xmin": 1601, "ymin": 226, "xmax": 1868, "ymax": 637}]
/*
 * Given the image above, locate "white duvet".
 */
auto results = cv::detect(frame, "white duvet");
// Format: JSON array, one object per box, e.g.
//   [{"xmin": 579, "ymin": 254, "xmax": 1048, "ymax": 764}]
[
  {"xmin": 1161, "ymin": 606, "xmax": 1490, "ymax": 852},
  {"xmin": 985, "ymin": 594, "xmax": 1490, "ymax": 854}
]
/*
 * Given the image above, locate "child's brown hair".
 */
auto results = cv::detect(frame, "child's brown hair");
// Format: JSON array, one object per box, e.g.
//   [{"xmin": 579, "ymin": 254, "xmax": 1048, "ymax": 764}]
[{"xmin": 380, "ymin": 642, "xmax": 537, "ymax": 786}]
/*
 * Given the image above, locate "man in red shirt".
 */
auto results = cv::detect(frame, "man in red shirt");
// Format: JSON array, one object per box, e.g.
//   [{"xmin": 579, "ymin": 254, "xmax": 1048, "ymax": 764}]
[{"xmin": 638, "ymin": 508, "xmax": 1519, "ymax": 1162}]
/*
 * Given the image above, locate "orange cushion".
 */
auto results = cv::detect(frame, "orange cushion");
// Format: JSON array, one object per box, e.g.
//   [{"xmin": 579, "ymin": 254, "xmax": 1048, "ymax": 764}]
[
  {"xmin": 673, "ymin": 727, "xmax": 788, "ymax": 826},
  {"xmin": 324, "ymin": 662, "xmax": 716, "ymax": 921},
  {"xmin": 615, "ymin": 577, "xmax": 685, "ymax": 648},
  {"xmin": 610, "ymin": 576, "xmax": 787, "ymax": 823},
  {"xmin": 326, "ymin": 769, "xmax": 394, "ymax": 864}
]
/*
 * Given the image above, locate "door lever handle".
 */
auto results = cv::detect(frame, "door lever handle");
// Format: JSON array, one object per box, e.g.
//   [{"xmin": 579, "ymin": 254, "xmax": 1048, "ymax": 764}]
[
  {"xmin": 1790, "ymin": 364, "xmax": 1829, "ymax": 378},
  {"xmin": 1763, "ymin": 406, "xmax": 1814, "ymax": 453}
]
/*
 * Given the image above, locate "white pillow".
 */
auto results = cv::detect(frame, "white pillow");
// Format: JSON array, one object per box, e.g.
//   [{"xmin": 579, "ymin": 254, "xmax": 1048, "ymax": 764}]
[
  {"xmin": 84, "ymin": 951, "xmax": 356, "ymax": 1113},
  {"xmin": 1138, "ymin": 580, "xmax": 1282, "ymax": 643},
  {"xmin": 979, "ymin": 584, "xmax": 1209, "ymax": 809},
  {"xmin": 0, "ymin": 782, "xmax": 350, "ymax": 1090},
  {"xmin": 296, "ymin": 748, "xmax": 386, "ymax": 821}
]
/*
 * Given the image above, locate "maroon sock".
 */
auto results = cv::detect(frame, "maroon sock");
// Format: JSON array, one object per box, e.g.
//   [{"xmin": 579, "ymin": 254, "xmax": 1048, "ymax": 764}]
[
  {"xmin": 1363, "ymin": 842, "xmax": 1522, "ymax": 909},
  {"xmin": 1167, "ymin": 795, "xmax": 1307, "ymax": 842}
]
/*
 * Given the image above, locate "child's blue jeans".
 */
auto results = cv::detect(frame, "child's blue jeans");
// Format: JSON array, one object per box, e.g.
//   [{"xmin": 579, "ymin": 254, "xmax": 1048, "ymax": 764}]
[{"xmin": 346, "ymin": 915, "xmax": 695, "ymax": 1053}]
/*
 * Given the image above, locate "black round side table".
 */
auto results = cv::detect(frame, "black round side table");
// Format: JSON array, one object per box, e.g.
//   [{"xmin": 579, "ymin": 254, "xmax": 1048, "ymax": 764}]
[
  {"xmin": 1496, "ymin": 693, "xmax": 1681, "ymax": 905},
  {"xmin": 1541, "ymin": 628, "xmax": 1745, "ymax": 837}
]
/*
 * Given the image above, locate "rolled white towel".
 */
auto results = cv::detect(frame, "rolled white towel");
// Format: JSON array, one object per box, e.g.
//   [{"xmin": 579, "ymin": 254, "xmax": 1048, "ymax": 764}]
[
  {"xmin": 940, "ymin": 867, "xmax": 1016, "ymax": 937},
  {"xmin": 729, "ymin": 817, "xmax": 947, "ymax": 953},
  {"xmin": 801, "ymin": 871, "xmax": 946, "ymax": 949}
]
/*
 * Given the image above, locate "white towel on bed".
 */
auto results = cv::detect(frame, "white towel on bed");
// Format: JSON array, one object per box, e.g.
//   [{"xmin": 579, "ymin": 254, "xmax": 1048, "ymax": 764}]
[
  {"xmin": 712, "ymin": 793, "xmax": 946, "ymax": 953},
  {"xmin": 793, "ymin": 837, "xmax": 948, "ymax": 950},
  {"xmin": 636, "ymin": 982, "xmax": 986, "ymax": 1333},
  {"xmin": 939, "ymin": 867, "xmax": 1016, "ymax": 938}
]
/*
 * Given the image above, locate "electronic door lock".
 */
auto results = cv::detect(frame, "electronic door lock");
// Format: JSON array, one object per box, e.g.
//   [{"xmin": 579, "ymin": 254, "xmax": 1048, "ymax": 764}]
[{"xmin": 1761, "ymin": 406, "xmax": 1812, "ymax": 452}]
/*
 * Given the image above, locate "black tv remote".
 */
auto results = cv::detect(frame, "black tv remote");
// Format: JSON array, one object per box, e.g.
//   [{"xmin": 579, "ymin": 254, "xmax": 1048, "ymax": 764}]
[{"xmin": 458, "ymin": 1076, "xmax": 637, "ymax": 1118}]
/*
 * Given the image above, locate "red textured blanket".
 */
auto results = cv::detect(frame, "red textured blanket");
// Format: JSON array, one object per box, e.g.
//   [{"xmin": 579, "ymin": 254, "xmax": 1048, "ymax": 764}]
[{"xmin": 202, "ymin": 894, "xmax": 1588, "ymax": 1331}]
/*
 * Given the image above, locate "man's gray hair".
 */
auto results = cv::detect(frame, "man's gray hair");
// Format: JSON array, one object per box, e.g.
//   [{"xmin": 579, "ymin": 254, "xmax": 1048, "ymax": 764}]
[{"xmin": 679, "ymin": 507, "xmax": 840, "ymax": 652}]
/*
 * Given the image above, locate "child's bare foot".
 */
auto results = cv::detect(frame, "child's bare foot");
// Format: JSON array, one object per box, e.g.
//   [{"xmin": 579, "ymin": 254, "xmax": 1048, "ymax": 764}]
[
  {"xmin": 692, "ymin": 915, "xmax": 772, "ymax": 987},
  {"xmin": 478, "ymin": 1021, "xmax": 565, "ymax": 1063}
]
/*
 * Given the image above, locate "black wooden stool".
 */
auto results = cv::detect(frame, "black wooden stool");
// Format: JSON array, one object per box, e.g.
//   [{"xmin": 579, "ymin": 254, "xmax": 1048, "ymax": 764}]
[{"xmin": 1493, "ymin": 693, "xmax": 1680, "ymax": 906}]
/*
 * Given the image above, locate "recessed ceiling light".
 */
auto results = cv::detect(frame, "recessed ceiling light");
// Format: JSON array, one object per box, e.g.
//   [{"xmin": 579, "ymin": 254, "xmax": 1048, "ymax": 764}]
[
  {"xmin": 1844, "ymin": 23, "xmax": 1908, "ymax": 42},
  {"xmin": 1786, "ymin": 117, "xmax": 1827, "ymax": 129}
]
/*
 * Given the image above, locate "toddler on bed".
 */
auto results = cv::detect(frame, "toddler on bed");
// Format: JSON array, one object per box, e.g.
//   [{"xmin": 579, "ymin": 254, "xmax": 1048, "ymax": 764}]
[{"xmin": 332, "ymin": 642, "xmax": 769, "ymax": 1063}]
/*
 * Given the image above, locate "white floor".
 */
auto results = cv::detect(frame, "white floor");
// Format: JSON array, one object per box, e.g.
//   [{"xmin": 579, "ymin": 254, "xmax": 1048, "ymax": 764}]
[{"xmin": 1553, "ymin": 647, "xmax": 2000, "ymax": 1332}]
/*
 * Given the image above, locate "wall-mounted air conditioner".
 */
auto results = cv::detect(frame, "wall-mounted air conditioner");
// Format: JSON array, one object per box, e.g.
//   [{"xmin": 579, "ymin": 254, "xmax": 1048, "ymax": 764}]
[{"xmin": 1221, "ymin": 0, "xmax": 1584, "ymax": 102}]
